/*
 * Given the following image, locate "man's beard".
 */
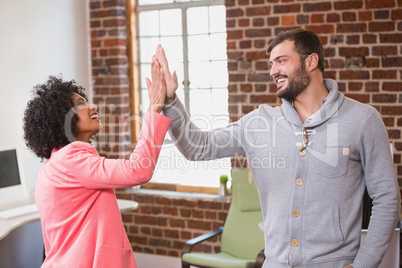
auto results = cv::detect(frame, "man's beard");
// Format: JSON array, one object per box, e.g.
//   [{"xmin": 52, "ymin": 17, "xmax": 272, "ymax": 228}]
[{"xmin": 277, "ymin": 62, "xmax": 311, "ymax": 101}]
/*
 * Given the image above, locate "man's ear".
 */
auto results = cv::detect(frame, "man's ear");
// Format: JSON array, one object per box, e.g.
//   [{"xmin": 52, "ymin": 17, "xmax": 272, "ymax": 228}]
[{"xmin": 307, "ymin": 53, "xmax": 319, "ymax": 72}]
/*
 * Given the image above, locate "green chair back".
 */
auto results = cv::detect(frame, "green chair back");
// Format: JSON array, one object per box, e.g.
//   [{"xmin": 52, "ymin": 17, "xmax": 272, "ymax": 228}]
[{"xmin": 220, "ymin": 169, "xmax": 264, "ymax": 259}]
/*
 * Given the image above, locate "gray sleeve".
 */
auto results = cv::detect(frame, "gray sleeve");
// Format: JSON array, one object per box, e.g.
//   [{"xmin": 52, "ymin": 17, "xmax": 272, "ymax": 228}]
[
  {"xmin": 162, "ymin": 96, "xmax": 246, "ymax": 161},
  {"xmin": 352, "ymin": 109, "xmax": 400, "ymax": 268}
]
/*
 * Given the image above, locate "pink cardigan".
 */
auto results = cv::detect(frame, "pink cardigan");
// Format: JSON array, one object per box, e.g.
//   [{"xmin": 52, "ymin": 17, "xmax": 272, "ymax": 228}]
[{"xmin": 35, "ymin": 112, "xmax": 170, "ymax": 268}]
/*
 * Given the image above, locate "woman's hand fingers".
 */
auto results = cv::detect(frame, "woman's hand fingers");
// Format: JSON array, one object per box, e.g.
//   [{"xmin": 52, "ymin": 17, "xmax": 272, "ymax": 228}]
[
  {"xmin": 146, "ymin": 55, "xmax": 166, "ymax": 113},
  {"xmin": 156, "ymin": 45, "xmax": 178, "ymax": 103}
]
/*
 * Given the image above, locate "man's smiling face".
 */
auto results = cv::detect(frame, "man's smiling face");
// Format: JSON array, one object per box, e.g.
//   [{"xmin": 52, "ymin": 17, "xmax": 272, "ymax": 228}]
[{"xmin": 269, "ymin": 40, "xmax": 311, "ymax": 101}]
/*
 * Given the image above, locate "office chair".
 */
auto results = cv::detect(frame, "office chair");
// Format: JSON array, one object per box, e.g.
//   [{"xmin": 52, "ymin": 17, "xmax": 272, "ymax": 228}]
[{"xmin": 181, "ymin": 169, "xmax": 265, "ymax": 268}]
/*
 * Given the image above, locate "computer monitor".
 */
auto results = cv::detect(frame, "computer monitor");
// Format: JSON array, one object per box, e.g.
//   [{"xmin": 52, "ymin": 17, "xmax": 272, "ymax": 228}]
[{"xmin": 0, "ymin": 148, "xmax": 28, "ymax": 206}]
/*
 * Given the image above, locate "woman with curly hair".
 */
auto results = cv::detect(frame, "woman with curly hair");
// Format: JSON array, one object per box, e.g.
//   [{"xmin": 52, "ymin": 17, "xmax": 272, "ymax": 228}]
[{"xmin": 23, "ymin": 57, "xmax": 170, "ymax": 268}]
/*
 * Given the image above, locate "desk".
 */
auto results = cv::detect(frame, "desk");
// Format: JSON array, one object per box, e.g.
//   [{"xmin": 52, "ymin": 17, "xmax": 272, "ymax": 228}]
[{"xmin": 0, "ymin": 199, "xmax": 138, "ymax": 240}]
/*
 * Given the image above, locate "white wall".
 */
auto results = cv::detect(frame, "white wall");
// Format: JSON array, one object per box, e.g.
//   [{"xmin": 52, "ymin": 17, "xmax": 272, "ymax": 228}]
[{"xmin": 0, "ymin": 0, "xmax": 91, "ymax": 195}]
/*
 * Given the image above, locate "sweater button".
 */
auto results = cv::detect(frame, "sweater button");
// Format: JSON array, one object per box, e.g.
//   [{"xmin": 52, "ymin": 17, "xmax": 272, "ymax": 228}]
[
  {"xmin": 292, "ymin": 209, "xmax": 300, "ymax": 217},
  {"xmin": 299, "ymin": 150, "xmax": 306, "ymax": 156},
  {"xmin": 295, "ymin": 178, "xmax": 303, "ymax": 186},
  {"xmin": 291, "ymin": 239, "xmax": 299, "ymax": 247}
]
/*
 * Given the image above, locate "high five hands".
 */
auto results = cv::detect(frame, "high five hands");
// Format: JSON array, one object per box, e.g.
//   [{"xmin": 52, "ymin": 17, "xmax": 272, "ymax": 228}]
[{"xmin": 145, "ymin": 44, "xmax": 179, "ymax": 113}]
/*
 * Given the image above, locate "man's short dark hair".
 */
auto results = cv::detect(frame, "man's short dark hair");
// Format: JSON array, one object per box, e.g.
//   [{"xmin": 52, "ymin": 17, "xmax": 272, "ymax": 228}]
[{"xmin": 267, "ymin": 28, "xmax": 325, "ymax": 73}]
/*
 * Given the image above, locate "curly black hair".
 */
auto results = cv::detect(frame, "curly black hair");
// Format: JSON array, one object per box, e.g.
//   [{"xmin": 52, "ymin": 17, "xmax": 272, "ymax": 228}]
[{"xmin": 23, "ymin": 76, "xmax": 88, "ymax": 160}]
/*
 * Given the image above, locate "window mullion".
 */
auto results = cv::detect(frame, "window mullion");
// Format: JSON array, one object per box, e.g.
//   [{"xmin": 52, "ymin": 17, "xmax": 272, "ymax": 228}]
[{"xmin": 182, "ymin": 6, "xmax": 190, "ymax": 115}]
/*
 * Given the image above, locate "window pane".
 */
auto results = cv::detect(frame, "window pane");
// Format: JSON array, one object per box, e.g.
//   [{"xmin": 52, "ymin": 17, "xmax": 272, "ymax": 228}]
[
  {"xmin": 139, "ymin": 11, "xmax": 159, "ymax": 36},
  {"xmin": 152, "ymin": 144, "xmax": 231, "ymax": 188},
  {"xmin": 212, "ymin": 88, "xmax": 228, "ymax": 116},
  {"xmin": 209, "ymin": 5, "xmax": 226, "ymax": 33},
  {"xmin": 189, "ymin": 89, "xmax": 212, "ymax": 116},
  {"xmin": 140, "ymin": 88, "xmax": 149, "ymax": 112},
  {"xmin": 210, "ymin": 61, "xmax": 228, "ymax": 88},
  {"xmin": 160, "ymin": 36, "xmax": 184, "ymax": 76},
  {"xmin": 188, "ymin": 35, "xmax": 210, "ymax": 61},
  {"xmin": 139, "ymin": 37, "xmax": 160, "ymax": 63},
  {"xmin": 160, "ymin": 9, "xmax": 182, "ymax": 36},
  {"xmin": 189, "ymin": 61, "xmax": 211, "ymax": 89},
  {"xmin": 210, "ymin": 33, "xmax": 227, "ymax": 60},
  {"xmin": 187, "ymin": 7, "xmax": 208, "ymax": 35},
  {"xmin": 140, "ymin": 64, "xmax": 151, "ymax": 88}
]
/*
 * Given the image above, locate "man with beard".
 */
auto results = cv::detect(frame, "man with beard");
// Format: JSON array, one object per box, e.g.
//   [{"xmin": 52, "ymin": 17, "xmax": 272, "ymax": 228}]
[{"xmin": 152, "ymin": 29, "xmax": 400, "ymax": 268}]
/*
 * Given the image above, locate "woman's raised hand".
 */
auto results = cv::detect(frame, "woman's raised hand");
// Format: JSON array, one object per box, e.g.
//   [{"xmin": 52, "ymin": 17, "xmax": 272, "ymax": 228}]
[
  {"xmin": 145, "ymin": 55, "xmax": 166, "ymax": 113},
  {"xmin": 156, "ymin": 44, "xmax": 178, "ymax": 104}
]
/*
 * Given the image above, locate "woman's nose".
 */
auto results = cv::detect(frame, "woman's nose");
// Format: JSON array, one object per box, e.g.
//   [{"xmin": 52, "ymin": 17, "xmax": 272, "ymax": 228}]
[{"xmin": 89, "ymin": 104, "xmax": 98, "ymax": 111}]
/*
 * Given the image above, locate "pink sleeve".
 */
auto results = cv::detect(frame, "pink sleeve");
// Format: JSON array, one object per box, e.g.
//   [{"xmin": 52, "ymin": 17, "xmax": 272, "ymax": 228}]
[{"xmin": 63, "ymin": 111, "xmax": 171, "ymax": 189}]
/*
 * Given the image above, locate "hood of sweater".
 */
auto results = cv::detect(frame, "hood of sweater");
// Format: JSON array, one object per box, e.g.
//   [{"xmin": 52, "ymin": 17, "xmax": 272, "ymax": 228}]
[{"xmin": 281, "ymin": 79, "xmax": 345, "ymax": 128}]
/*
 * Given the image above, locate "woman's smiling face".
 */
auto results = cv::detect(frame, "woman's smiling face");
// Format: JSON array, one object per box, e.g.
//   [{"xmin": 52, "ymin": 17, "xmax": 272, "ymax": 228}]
[{"xmin": 71, "ymin": 92, "xmax": 102, "ymax": 142}]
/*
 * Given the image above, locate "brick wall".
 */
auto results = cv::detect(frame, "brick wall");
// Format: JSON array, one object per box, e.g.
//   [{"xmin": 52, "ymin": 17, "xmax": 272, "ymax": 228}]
[{"xmin": 89, "ymin": 0, "xmax": 402, "ymax": 258}]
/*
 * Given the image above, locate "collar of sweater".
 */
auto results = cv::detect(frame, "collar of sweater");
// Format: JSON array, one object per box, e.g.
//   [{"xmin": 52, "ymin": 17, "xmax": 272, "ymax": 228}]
[{"xmin": 281, "ymin": 79, "xmax": 345, "ymax": 128}]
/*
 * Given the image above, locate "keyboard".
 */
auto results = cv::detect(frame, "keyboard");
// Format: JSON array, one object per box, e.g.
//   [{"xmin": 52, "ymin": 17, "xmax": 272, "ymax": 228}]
[{"xmin": 0, "ymin": 204, "xmax": 38, "ymax": 219}]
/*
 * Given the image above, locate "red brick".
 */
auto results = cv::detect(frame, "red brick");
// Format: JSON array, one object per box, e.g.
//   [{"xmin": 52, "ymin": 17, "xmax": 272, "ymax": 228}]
[
  {"xmin": 348, "ymin": 82, "xmax": 363, "ymax": 91},
  {"xmin": 241, "ymin": 84, "xmax": 253, "ymax": 92},
  {"xmin": 250, "ymin": 95, "xmax": 277, "ymax": 104},
  {"xmin": 358, "ymin": 11, "xmax": 373, "ymax": 21},
  {"xmin": 229, "ymin": 74, "xmax": 246, "ymax": 82},
  {"xmin": 104, "ymin": 38, "xmax": 126, "ymax": 47},
  {"xmin": 391, "ymin": 9, "xmax": 402, "ymax": 20},
  {"xmin": 267, "ymin": 17, "xmax": 280, "ymax": 26},
  {"xmin": 282, "ymin": 15, "xmax": 295, "ymax": 25},
  {"xmin": 245, "ymin": 50, "xmax": 267, "ymax": 60},
  {"xmin": 365, "ymin": 0, "xmax": 395, "ymax": 9},
  {"xmin": 339, "ymin": 47, "xmax": 369, "ymax": 57},
  {"xmin": 382, "ymin": 57, "xmax": 402, "ymax": 67},
  {"xmin": 369, "ymin": 21, "xmax": 395, "ymax": 32},
  {"xmin": 246, "ymin": 6, "xmax": 271, "ymax": 16},
  {"xmin": 372, "ymin": 46, "xmax": 398, "ymax": 56},
  {"xmin": 344, "ymin": 93, "xmax": 370, "ymax": 103},
  {"xmin": 363, "ymin": 34, "xmax": 377, "ymax": 43},
  {"xmin": 334, "ymin": 1, "xmax": 364, "ymax": 10},
  {"xmin": 382, "ymin": 106, "xmax": 402, "ymax": 115},
  {"xmin": 373, "ymin": 70, "xmax": 397, "ymax": 79},
  {"xmin": 187, "ymin": 220, "xmax": 212, "ymax": 230},
  {"xmin": 227, "ymin": 30, "xmax": 243, "ymax": 40},
  {"xmin": 379, "ymin": 33, "xmax": 402, "ymax": 43},
  {"xmin": 252, "ymin": 18, "xmax": 265, "ymax": 26},
  {"xmin": 327, "ymin": 13, "xmax": 341, "ymax": 22},
  {"xmin": 245, "ymin": 28, "xmax": 272, "ymax": 37},
  {"xmin": 248, "ymin": 73, "xmax": 271, "ymax": 82},
  {"xmin": 339, "ymin": 70, "xmax": 370, "ymax": 80},
  {"xmin": 103, "ymin": 18, "xmax": 126, "ymax": 28},
  {"xmin": 306, "ymin": 24, "xmax": 334, "ymax": 34},
  {"xmin": 311, "ymin": 14, "xmax": 325, "ymax": 23},
  {"xmin": 337, "ymin": 23, "xmax": 367, "ymax": 33},
  {"xmin": 343, "ymin": 12, "xmax": 357, "ymax": 22},
  {"xmin": 197, "ymin": 200, "xmax": 222, "ymax": 210},
  {"xmin": 382, "ymin": 82, "xmax": 402, "ymax": 91},
  {"xmin": 226, "ymin": 8, "xmax": 244, "ymax": 17},
  {"xmin": 347, "ymin": 35, "xmax": 360, "ymax": 44},
  {"xmin": 273, "ymin": 4, "xmax": 301, "ymax": 14},
  {"xmin": 372, "ymin": 94, "xmax": 397, "ymax": 103},
  {"xmin": 238, "ymin": 18, "xmax": 250, "ymax": 27},
  {"xmin": 365, "ymin": 58, "xmax": 380, "ymax": 68},
  {"xmin": 304, "ymin": 2, "xmax": 332, "ymax": 12}
]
